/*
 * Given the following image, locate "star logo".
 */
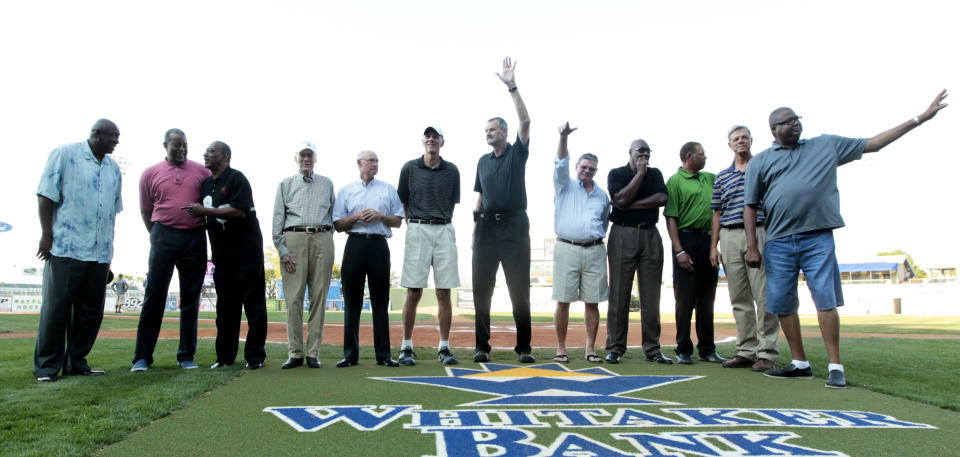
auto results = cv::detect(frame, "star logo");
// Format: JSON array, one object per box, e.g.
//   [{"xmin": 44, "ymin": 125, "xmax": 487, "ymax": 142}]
[{"xmin": 374, "ymin": 363, "xmax": 700, "ymax": 407}]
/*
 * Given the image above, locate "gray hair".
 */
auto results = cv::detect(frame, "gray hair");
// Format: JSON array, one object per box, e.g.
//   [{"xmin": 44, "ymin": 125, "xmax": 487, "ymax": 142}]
[
  {"xmin": 578, "ymin": 153, "xmax": 598, "ymax": 165},
  {"xmin": 487, "ymin": 117, "xmax": 508, "ymax": 130},
  {"xmin": 727, "ymin": 125, "xmax": 751, "ymax": 140}
]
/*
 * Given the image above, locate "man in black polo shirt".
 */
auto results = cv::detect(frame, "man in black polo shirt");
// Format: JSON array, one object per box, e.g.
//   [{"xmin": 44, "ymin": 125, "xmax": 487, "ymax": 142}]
[
  {"xmin": 396, "ymin": 126, "xmax": 461, "ymax": 366},
  {"xmin": 605, "ymin": 139, "xmax": 671, "ymax": 365},
  {"xmin": 182, "ymin": 141, "xmax": 267, "ymax": 370},
  {"xmin": 472, "ymin": 57, "xmax": 533, "ymax": 363}
]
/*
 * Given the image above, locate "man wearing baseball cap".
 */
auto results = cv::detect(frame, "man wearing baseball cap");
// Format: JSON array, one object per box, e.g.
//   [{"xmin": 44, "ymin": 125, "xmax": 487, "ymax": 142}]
[
  {"xmin": 271, "ymin": 141, "xmax": 336, "ymax": 369},
  {"xmin": 396, "ymin": 125, "xmax": 461, "ymax": 366}
]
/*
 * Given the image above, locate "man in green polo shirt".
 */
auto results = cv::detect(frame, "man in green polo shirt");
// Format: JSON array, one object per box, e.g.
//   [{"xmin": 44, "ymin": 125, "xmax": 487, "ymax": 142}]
[{"xmin": 665, "ymin": 142, "xmax": 725, "ymax": 365}]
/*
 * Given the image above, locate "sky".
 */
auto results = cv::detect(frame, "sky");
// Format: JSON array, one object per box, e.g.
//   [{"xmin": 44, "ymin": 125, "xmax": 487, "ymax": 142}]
[{"xmin": 1, "ymin": 0, "xmax": 957, "ymax": 282}]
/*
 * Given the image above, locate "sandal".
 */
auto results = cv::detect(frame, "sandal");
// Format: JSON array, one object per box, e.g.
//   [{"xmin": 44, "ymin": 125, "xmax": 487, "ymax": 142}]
[
  {"xmin": 585, "ymin": 354, "xmax": 603, "ymax": 363},
  {"xmin": 553, "ymin": 354, "xmax": 569, "ymax": 363}
]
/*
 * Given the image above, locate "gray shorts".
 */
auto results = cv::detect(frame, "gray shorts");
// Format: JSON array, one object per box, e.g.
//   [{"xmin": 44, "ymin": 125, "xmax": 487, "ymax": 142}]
[
  {"xmin": 551, "ymin": 240, "xmax": 609, "ymax": 303},
  {"xmin": 401, "ymin": 223, "xmax": 460, "ymax": 289}
]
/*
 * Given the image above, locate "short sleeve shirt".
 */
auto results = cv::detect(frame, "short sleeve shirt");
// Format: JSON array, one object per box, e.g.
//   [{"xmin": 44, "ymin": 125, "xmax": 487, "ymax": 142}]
[
  {"xmin": 201, "ymin": 167, "xmax": 263, "ymax": 265},
  {"xmin": 474, "ymin": 135, "xmax": 528, "ymax": 212},
  {"xmin": 36, "ymin": 141, "xmax": 123, "ymax": 263},
  {"xmin": 711, "ymin": 162, "xmax": 766, "ymax": 227},
  {"xmin": 332, "ymin": 179, "xmax": 405, "ymax": 237},
  {"xmin": 398, "ymin": 156, "xmax": 460, "ymax": 220},
  {"xmin": 743, "ymin": 134, "xmax": 866, "ymax": 240},
  {"xmin": 664, "ymin": 168, "xmax": 715, "ymax": 230},
  {"xmin": 139, "ymin": 159, "xmax": 210, "ymax": 229},
  {"xmin": 607, "ymin": 164, "xmax": 667, "ymax": 225}
]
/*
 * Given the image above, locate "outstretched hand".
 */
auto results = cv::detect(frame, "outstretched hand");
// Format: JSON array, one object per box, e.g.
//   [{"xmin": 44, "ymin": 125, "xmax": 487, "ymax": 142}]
[
  {"xmin": 919, "ymin": 89, "xmax": 949, "ymax": 123},
  {"xmin": 496, "ymin": 57, "xmax": 517, "ymax": 88},
  {"xmin": 558, "ymin": 122, "xmax": 577, "ymax": 136}
]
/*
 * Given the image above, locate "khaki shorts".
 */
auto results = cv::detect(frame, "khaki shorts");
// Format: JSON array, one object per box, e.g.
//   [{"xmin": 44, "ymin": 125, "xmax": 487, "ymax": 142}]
[
  {"xmin": 551, "ymin": 240, "xmax": 609, "ymax": 303},
  {"xmin": 401, "ymin": 223, "xmax": 460, "ymax": 289}
]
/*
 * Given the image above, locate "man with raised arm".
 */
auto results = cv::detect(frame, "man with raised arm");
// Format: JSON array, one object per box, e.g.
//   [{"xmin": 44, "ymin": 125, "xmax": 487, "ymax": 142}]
[
  {"xmin": 710, "ymin": 126, "xmax": 779, "ymax": 372},
  {"xmin": 333, "ymin": 150, "xmax": 404, "ymax": 368},
  {"xmin": 551, "ymin": 122, "xmax": 610, "ymax": 364},
  {"xmin": 396, "ymin": 126, "xmax": 461, "ymax": 366},
  {"xmin": 272, "ymin": 142, "xmax": 336, "ymax": 370},
  {"xmin": 34, "ymin": 119, "xmax": 122, "ymax": 382},
  {"xmin": 605, "ymin": 139, "xmax": 670, "ymax": 365},
  {"xmin": 472, "ymin": 57, "xmax": 534, "ymax": 364},
  {"xmin": 744, "ymin": 90, "xmax": 949, "ymax": 389}
]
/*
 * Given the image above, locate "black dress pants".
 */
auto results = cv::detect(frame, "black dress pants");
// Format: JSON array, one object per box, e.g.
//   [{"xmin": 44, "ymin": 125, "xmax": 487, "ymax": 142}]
[
  {"xmin": 341, "ymin": 236, "xmax": 392, "ymax": 363},
  {"xmin": 213, "ymin": 262, "xmax": 267, "ymax": 365},
  {"xmin": 471, "ymin": 213, "xmax": 532, "ymax": 354},
  {"xmin": 133, "ymin": 224, "xmax": 206, "ymax": 365},
  {"xmin": 34, "ymin": 256, "xmax": 109, "ymax": 377},
  {"xmin": 673, "ymin": 230, "xmax": 719, "ymax": 357}
]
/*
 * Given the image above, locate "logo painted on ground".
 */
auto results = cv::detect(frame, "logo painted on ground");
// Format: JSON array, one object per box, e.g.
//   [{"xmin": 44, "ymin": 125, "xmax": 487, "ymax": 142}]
[{"xmin": 264, "ymin": 363, "xmax": 936, "ymax": 457}]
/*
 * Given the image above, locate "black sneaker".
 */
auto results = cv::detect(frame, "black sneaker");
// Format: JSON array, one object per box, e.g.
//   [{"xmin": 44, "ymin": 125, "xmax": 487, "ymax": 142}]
[
  {"xmin": 825, "ymin": 369, "xmax": 847, "ymax": 389},
  {"xmin": 399, "ymin": 347, "xmax": 416, "ymax": 366},
  {"xmin": 438, "ymin": 348, "xmax": 458, "ymax": 365},
  {"xmin": 763, "ymin": 363, "xmax": 813, "ymax": 379},
  {"xmin": 473, "ymin": 351, "xmax": 489, "ymax": 363}
]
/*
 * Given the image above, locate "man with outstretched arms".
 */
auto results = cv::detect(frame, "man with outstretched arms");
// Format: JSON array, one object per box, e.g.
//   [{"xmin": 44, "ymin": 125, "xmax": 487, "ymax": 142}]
[{"xmin": 744, "ymin": 90, "xmax": 948, "ymax": 389}]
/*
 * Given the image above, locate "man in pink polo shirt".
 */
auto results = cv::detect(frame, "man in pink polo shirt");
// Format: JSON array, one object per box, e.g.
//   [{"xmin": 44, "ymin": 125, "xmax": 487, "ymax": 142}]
[{"xmin": 131, "ymin": 128, "xmax": 212, "ymax": 372}]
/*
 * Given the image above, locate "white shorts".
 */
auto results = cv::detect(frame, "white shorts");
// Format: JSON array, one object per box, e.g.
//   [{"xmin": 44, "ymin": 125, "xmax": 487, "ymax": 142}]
[
  {"xmin": 401, "ymin": 223, "xmax": 460, "ymax": 289},
  {"xmin": 551, "ymin": 240, "xmax": 609, "ymax": 303}
]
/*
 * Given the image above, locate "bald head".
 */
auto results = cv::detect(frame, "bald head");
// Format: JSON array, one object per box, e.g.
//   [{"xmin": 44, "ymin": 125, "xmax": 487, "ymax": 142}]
[
  {"xmin": 768, "ymin": 107, "xmax": 794, "ymax": 128},
  {"xmin": 357, "ymin": 150, "xmax": 379, "ymax": 181},
  {"xmin": 88, "ymin": 118, "xmax": 119, "ymax": 157}
]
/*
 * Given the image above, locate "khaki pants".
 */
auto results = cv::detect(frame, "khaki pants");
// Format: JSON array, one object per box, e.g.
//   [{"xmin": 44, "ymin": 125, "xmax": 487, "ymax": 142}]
[
  {"xmin": 719, "ymin": 226, "xmax": 779, "ymax": 361},
  {"xmin": 281, "ymin": 231, "xmax": 335, "ymax": 358}
]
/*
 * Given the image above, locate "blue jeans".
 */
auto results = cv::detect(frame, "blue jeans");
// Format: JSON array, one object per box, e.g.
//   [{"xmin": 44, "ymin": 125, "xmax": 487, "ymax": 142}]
[{"xmin": 764, "ymin": 229, "xmax": 843, "ymax": 314}]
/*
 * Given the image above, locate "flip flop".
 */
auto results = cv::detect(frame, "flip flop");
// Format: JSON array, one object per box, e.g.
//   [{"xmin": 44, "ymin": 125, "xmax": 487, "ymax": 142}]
[
  {"xmin": 585, "ymin": 354, "xmax": 603, "ymax": 363},
  {"xmin": 553, "ymin": 354, "xmax": 569, "ymax": 363}
]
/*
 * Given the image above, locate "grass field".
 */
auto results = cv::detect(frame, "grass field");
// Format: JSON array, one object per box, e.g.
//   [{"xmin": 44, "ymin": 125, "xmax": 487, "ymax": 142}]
[{"xmin": 2, "ymin": 312, "xmax": 959, "ymax": 456}]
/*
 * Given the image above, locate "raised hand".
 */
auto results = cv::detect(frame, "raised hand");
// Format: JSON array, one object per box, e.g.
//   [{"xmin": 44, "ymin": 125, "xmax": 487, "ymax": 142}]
[
  {"xmin": 558, "ymin": 122, "xmax": 577, "ymax": 136},
  {"xmin": 919, "ymin": 89, "xmax": 949, "ymax": 123},
  {"xmin": 496, "ymin": 57, "xmax": 517, "ymax": 88}
]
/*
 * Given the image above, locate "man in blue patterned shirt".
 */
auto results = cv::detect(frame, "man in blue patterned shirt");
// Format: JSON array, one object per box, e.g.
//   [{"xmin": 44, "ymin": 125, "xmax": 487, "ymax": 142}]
[
  {"xmin": 709, "ymin": 125, "xmax": 779, "ymax": 372},
  {"xmin": 34, "ymin": 119, "xmax": 123, "ymax": 382}
]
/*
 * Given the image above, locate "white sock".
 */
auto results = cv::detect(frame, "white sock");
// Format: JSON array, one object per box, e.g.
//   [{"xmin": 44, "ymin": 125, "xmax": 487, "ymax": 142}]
[
  {"xmin": 438, "ymin": 340, "xmax": 449, "ymax": 351},
  {"xmin": 828, "ymin": 363, "xmax": 844, "ymax": 373},
  {"xmin": 792, "ymin": 359, "xmax": 810, "ymax": 369},
  {"xmin": 402, "ymin": 339, "xmax": 413, "ymax": 350}
]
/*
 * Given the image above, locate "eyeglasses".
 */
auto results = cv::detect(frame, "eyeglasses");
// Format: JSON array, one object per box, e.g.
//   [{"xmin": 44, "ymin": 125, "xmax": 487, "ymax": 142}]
[
  {"xmin": 630, "ymin": 147, "xmax": 652, "ymax": 154},
  {"xmin": 773, "ymin": 116, "xmax": 802, "ymax": 127}
]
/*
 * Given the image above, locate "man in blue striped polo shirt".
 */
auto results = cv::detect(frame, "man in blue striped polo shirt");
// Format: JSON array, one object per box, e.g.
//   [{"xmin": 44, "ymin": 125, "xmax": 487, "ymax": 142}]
[{"xmin": 709, "ymin": 126, "xmax": 779, "ymax": 372}]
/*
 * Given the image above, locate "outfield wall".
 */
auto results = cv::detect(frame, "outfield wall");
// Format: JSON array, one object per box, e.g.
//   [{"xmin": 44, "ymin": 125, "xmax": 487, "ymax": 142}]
[{"xmin": 487, "ymin": 281, "xmax": 960, "ymax": 317}]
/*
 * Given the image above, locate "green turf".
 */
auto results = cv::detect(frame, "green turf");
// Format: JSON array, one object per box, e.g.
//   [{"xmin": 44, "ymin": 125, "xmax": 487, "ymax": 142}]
[
  {"xmin": 95, "ymin": 342, "xmax": 960, "ymax": 457},
  {"xmin": 159, "ymin": 310, "xmax": 433, "ymax": 323}
]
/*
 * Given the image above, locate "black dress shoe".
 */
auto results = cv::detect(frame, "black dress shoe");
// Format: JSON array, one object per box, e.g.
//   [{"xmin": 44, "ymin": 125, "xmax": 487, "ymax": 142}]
[
  {"xmin": 72, "ymin": 366, "xmax": 106, "ymax": 376},
  {"xmin": 377, "ymin": 357, "xmax": 400, "ymax": 367},
  {"xmin": 699, "ymin": 352, "xmax": 727, "ymax": 364},
  {"xmin": 306, "ymin": 357, "xmax": 322, "ymax": 368},
  {"xmin": 518, "ymin": 353, "xmax": 535, "ymax": 363},
  {"xmin": 282, "ymin": 357, "xmax": 304, "ymax": 369},
  {"xmin": 604, "ymin": 352, "xmax": 622, "ymax": 364},
  {"xmin": 645, "ymin": 353, "xmax": 673, "ymax": 365},
  {"xmin": 336, "ymin": 358, "xmax": 357, "ymax": 368},
  {"xmin": 675, "ymin": 353, "xmax": 694, "ymax": 364},
  {"xmin": 245, "ymin": 361, "xmax": 264, "ymax": 370}
]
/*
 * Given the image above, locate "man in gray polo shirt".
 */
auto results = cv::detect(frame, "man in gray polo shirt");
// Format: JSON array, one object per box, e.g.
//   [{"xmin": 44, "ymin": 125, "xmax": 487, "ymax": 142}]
[
  {"xmin": 396, "ymin": 126, "xmax": 461, "ymax": 366},
  {"xmin": 744, "ymin": 90, "xmax": 948, "ymax": 389}
]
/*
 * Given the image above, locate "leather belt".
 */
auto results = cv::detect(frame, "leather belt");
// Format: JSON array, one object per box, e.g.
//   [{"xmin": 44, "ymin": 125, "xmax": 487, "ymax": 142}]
[
  {"xmin": 348, "ymin": 232, "xmax": 386, "ymax": 239},
  {"xmin": 721, "ymin": 222, "xmax": 764, "ymax": 229},
  {"xmin": 613, "ymin": 221, "xmax": 655, "ymax": 229},
  {"xmin": 478, "ymin": 210, "xmax": 525, "ymax": 221},
  {"xmin": 408, "ymin": 218, "xmax": 451, "ymax": 225},
  {"xmin": 557, "ymin": 237, "xmax": 604, "ymax": 247},
  {"xmin": 679, "ymin": 228, "xmax": 711, "ymax": 236},
  {"xmin": 284, "ymin": 225, "xmax": 333, "ymax": 233}
]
